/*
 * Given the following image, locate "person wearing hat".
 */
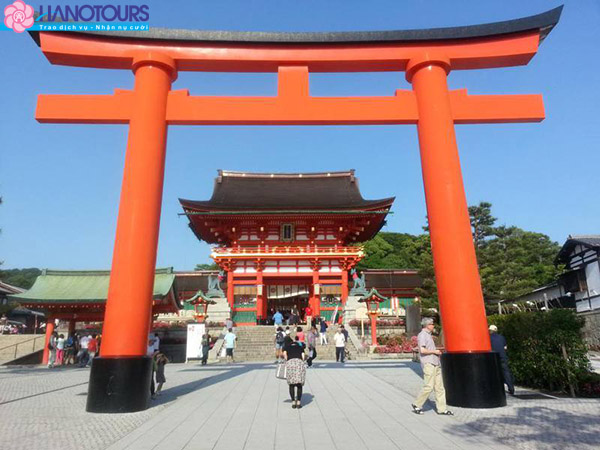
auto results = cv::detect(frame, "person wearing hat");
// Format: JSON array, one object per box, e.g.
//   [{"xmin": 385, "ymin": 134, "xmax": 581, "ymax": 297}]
[
  {"xmin": 489, "ymin": 324, "xmax": 515, "ymax": 395},
  {"xmin": 411, "ymin": 317, "xmax": 453, "ymax": 416}
]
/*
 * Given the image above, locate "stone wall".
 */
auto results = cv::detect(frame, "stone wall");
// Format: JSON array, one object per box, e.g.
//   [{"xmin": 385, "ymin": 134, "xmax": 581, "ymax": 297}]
[{"xmin": 580, "ymin": 310, "xmax": 600, "ymax": 351}]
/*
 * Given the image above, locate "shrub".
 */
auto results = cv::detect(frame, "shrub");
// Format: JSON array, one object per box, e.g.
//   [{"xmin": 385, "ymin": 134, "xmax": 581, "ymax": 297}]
[
  {"xmin": 348, "ymin": 318, "xmax": 405, "ymax": 327},
  {"xmin": 488, "ymin": 310, "xmax": 595, "ymax": 396},
  {"xmin": 373, "ymin": 333, "xmax": 417, "ymax": 353}
]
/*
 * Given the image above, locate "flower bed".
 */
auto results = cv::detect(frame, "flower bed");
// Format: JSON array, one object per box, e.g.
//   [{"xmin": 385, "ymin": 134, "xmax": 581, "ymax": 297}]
[
  {"xmin": 152, "ymin": 320, "xmax": 225, "ymax": 329},
  {"xmin": 373, "ymin": 334, "xmax": 417, "ymax": 353},
  {"xmin": 349, "ymin": 318, "xmax": 405, "ymax": 327}
]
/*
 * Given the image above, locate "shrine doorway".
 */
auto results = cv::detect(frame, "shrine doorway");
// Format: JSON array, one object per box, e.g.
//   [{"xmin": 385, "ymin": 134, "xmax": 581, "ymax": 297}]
[{"xmin": 265, "ymin": 281, "xmax": 311, "ymax": 324}]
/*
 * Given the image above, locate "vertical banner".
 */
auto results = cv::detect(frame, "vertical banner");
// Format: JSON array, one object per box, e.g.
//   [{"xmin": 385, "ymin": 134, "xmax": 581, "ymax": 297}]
[
  {"xmin": 186, "ymin": 323, "xmax": 205, "ymax": 362},
  {"xmin": 332, "ymin": 305, "xmax": 339, "ymax": 324}
]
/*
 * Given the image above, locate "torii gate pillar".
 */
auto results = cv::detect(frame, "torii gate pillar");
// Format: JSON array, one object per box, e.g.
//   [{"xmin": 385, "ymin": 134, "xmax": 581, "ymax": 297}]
[
  {"xmin": 409, "ymin": 57, "xmax": 504, "ymax": 406},
  {"xmin": 30, "ymin": 6, "xmax": 562, "ymax": 412},
  {"xmin": 86, "ymin": 54, "xmax": 176, "ymax": 413}
]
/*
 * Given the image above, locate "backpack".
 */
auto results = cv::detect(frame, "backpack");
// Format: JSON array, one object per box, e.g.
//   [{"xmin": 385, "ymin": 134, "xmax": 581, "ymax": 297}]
[{"xmin": 275, "ymin": 331, "xmax": 285, "ymax": 345}]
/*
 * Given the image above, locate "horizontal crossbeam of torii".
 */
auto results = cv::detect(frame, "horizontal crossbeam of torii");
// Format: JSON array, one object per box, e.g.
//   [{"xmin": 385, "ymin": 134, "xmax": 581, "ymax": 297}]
[{"xmin": 30, "ymin": 6, "xmax": 562, "ymax": 413}]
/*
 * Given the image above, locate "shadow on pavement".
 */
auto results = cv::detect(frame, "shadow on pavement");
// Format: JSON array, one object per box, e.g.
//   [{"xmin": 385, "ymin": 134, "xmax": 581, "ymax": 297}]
[
  {"xmin": 445, "ymin": 405, "xmax": 600, "ymax": 449},
  {"xmin": 151, "ymin": 363, "xmax": 273, "ymax": 407}
]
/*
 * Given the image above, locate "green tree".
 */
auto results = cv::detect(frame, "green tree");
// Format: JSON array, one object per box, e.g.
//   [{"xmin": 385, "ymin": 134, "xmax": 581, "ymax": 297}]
[
  {"xmin": 356, "ymin": 202, "xmax": 561, "ymax": 307},
  {"xmin": 0, "ymin": 268, "xmax": 41, "ymax": 289},
  {"xmin": 358, "ymin": 232, "xmax": 438, "ymax": 307},
  {"xmin": 194, "ymin": 263, "xmax": 219, "ymax": 271},
  {"xmin": 469, "ymin": 201, "xmax": 496, "ymax": 251},
  {"xmin": 478, "ymin": 226, "xmax": 562, "ymax": 300}
]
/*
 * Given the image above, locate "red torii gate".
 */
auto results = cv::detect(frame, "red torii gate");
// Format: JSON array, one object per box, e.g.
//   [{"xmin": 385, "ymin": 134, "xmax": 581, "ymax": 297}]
[{"xmin": 31, "ymin": 7, "xmax": 562, "ymax": 412}]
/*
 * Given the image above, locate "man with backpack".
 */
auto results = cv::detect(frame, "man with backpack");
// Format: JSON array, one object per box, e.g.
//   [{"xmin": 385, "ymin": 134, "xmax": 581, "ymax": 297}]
[{"xmin": 274, "ymin": 326, "xmax": 286, "ymax": 363}]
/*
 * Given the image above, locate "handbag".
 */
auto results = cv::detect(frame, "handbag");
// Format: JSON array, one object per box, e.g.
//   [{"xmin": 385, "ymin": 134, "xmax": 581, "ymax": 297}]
[
  {"xmin": 220, "ymin": 347, "xmax": 226, "ymax": 358},
  {"xmin": 276, "ymin": 362, "xmax": 287, "ymax": 380}
]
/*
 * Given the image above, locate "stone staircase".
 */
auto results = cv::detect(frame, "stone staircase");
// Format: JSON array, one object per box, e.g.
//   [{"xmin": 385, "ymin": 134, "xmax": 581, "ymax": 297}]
[
  {"xmin": 0, "ymin": 335, "xmax": 46, "ymax": 365},
  {"xmin": 223, "ymin": 326, "xmax": 358, "ymax": 362}
]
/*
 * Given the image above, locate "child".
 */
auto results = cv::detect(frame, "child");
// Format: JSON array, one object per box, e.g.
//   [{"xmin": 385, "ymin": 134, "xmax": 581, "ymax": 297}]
[
  {"xmin": 153, "ymin": 352, "xmax": 169, "ymax": 397},
  {"xmin": 56, "ymin": 334, "xmax": 65, "ymax": 365}
]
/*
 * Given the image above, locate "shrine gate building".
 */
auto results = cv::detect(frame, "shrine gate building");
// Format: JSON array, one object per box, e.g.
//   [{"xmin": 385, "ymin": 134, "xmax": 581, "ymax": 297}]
[{"xmin": 180, "ymin": 170, "xmax": 393, "ymax": 325}]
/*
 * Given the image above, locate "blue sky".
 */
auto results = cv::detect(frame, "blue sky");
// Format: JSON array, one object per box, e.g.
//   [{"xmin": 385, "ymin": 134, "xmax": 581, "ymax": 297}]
[{"xmin": 1, "ymin": 0, "xmax": 599, "ymax": 271}]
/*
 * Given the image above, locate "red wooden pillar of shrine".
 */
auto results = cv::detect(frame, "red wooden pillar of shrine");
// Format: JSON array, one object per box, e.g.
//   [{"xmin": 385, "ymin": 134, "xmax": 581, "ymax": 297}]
[
  {"xmin": 42, "ymin": 317, "xmax": 55, "ymax": 365},
  {"xmin": 227, "ymin": 271, "xmax": 235, "ymax": 309},
  {"xmin": 341, "ymin": 269, "xmax": 349, "ymax": 305},
  {"xmin": 311, "ymin": 263, "xmax": 320, "ymax": 318},
  {"xmin": 256, "ymin": 270, "xmax": 265, "ymax": 322},
  {"xmin": 369, "ymin": 312, "xmax": 379, "ymax": 346}
]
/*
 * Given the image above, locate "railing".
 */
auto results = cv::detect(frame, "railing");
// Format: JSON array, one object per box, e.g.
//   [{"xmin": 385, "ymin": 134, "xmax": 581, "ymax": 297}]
[
  {"xmin": 0, "ymin": 335, "xmax": 46, "ymax": 361},
  {"xmin": 211, "ymin": 245, "xmax": 363, "ymax": 255}
]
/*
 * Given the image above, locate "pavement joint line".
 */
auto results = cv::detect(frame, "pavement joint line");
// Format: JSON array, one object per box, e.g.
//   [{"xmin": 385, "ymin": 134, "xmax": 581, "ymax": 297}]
[
  {"xmin": 308, "ymin": 366, "xmax": 372, "ymax": 449},
  {"xmin": 318, "ymin": 365, "xmax": 410, "ymax": 450},
  {"xmin": 337, "ymin": 365, "xmax": 440, "ymax": 450},
  {"xmin": 295, "ymin": 371, "xmax": 307, "ymax": 450},
  {"xmin": 345, "ymin": 364, "xmax": 481, "ymax": 450},
  {"xmin": 208, "ymin": 366, "xmax": 264, "ymax": 450},
  {"xmin": 303, "ymin": 373, "xmax": 339, "ymax": 450},
  {"xmin": 349, "ymin": 364, "xmax": 491, "ymax": 450},
  {"xmin": 0, "ymin": 381, "xmax": 89, "ymax": 406},
  {"xmin": 184, "ymin": 364, "xmax": 261, "ymax": 449},
  {"xmin": 111, "ymin": 365, "xmax": 250, "ymax": 450},
  {"xmin": 240, "ymin": 366, "xmax": 273, "ymax": 450},
  {"xmin": 241, "ymin": 365, "xmax": 280, "ymax": 450},
  {"xmin": 175, "ymin": 366, "xmax": 255, "ymax": 450},
  {"xmin": 272, "ymin": 366, "xmax": 281, "ymax": 450}
]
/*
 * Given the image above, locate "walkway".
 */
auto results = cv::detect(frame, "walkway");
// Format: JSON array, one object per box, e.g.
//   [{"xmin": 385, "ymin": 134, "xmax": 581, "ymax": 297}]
[{"xmin": 0, "ymin": 360, "xmax": 599, "ymax": 450}]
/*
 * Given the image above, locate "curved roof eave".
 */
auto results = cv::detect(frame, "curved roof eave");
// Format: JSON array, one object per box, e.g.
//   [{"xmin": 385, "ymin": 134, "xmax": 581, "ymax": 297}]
[
  {"xmin": 179, "ymin": 197, "xmax": 396, "ymax": 213},
  {"xmin": 29, "ymin": 6, "xmax": 562, "ymax": 47}
]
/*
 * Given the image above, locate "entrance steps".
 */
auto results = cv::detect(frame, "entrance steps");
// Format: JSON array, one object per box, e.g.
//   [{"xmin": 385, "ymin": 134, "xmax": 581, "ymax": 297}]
[{"xmin": 221, "ymin": 325, "xmax": 358, "ymax": 362}]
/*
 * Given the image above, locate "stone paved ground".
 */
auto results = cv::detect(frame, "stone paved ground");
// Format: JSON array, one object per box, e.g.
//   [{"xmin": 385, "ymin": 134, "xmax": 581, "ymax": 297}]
[{"xmin": 0, "ymin": 360, "xmax": 599, "ymax": 450}]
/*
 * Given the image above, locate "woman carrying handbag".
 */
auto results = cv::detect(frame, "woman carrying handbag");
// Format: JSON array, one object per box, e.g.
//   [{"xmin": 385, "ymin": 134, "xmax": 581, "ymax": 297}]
[{"xmin": 283, "ymin": 335, "xmax": 307, "ymax": 409}]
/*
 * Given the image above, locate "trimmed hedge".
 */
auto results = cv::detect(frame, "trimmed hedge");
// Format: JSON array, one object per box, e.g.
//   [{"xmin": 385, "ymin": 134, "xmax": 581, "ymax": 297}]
[{"xmin": 487, "ymin": 310, "xmax": 598, "ymax": 396}]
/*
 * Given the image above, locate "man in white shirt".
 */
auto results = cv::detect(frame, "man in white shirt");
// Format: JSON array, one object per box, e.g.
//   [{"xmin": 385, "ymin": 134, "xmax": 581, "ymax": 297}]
[
  {"xmin": 223, "ymin": 328, "xmax": 237, "ymax": 363},
  {"xmin": 78, "ymin": 334, "xmax": 91, "ymax": 367},
  {"xmin": 411, "ymin": 318, "xmax": 453, "ymax": 416},
  {"xmin": 334, "ymin": 327, "xmax": 346, "ymax": 363}
]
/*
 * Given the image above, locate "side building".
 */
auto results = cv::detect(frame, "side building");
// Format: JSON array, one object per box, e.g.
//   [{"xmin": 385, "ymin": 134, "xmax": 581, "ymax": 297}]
[{"xmin": 556, "ymin": 235, "xmax": 600, "ymax": 312}]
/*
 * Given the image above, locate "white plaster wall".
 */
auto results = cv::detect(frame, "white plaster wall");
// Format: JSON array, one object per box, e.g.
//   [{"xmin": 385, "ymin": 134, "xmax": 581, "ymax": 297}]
[{"xmin": 585, "ymin": 262, "xmax": 600, "ymax": 295}]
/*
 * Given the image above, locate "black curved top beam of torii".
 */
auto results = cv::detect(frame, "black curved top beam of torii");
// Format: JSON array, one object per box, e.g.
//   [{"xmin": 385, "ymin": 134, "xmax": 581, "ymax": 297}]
[{"xmin": 30, "ymin": 6, "xmax": 562, "ymax": 46}]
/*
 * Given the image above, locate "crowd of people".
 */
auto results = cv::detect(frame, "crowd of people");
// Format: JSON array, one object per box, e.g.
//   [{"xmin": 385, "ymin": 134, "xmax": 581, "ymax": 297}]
[
  {"xmin": 268, "ymin": 304, "xmax": 314, "ymax": 327},
  {"xmin": 46, "ymin": 331, "xmax": 99, "ymax": 368},
  {"xmin": 0, "ymin": 322, "xmax": 27, "ymax": 334}
]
